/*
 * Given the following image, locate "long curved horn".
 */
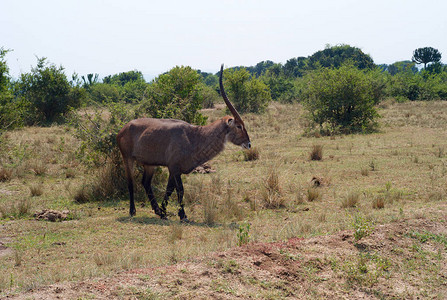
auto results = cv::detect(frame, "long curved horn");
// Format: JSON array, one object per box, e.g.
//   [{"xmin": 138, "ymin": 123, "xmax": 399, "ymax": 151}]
[{"xmin": 220, "ymin": 64, "xmax": 242, "ymax": 122}]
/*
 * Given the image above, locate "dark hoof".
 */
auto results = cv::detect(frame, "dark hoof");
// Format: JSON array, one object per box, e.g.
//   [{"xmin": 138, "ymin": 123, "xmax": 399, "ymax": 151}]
[
  {"xmin": 130, "ymin": 211, "xmax": 136, "ymax": 217},
  {"xmin": 180, "ymin": 218, "xmax": 190, "ymax": 223}
]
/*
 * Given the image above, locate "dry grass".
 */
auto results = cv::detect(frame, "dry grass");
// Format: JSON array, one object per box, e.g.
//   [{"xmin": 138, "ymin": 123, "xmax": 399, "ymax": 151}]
[
  {"xmin": 243, "ymin": 147, "xmax": 260, "ymax": 161},
  {"xmin": 261, "ymin": 170, "xmax": 285, "ymax": 208},
  {"xmin": 310, "ymin": 144, "xmax": 323, "ymax": 161},
  {"xmin": 306, "ymin": 187, "xmax": 322, "ymax": 202},
  {"xmin": 372, "ymin": 196, "xmax": 385, "ymax": 209},
  {"xmin": 2, "ymin": 101, "xmax": 447, "ymax": 297},
  {"xmin": 0, "ymin": 167, "xmax": 12, "ymax": 182},
  {"xmin": 341, "ymin": 191, "xmax": 360, "ymax": 208},
  {"xmin": 29, "ymin": 184, "xmax": 43, "ymax": 197}
]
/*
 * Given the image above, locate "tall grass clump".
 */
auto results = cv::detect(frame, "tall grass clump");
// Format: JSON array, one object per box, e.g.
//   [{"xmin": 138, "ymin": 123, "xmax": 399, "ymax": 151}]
[
  {"xmin": 261, "ymin": 170, "xmax": 285, "ymax": 208},
  {"xmin": 0, "ymin": 167, "xmax": 12, "ymax": 182},
  {"xmin": 310, "ymin": 144, "xmax": 323, "ymax": 161},
  {"xmin": 341, "ymin": 191, "xmax": 360, "ymax": 208},
  {"xmin": 203, "ymin": 192, "xmax": 219, "ymax": 225},
  {"xmin": 243, "ymin": 147, "xmax": 260, "ymax": 161}
]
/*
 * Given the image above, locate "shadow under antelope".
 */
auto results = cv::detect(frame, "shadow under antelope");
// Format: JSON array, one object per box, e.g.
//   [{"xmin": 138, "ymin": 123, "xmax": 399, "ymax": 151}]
[{"xmin": 117, "ymin": 64, "xmax": 251, "ymax": 221}]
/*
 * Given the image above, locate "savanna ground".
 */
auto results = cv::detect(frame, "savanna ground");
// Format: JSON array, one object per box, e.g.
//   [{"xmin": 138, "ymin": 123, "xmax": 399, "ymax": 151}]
[{"xmin": 1, "ymin": 100, "xmax": 447, "ymax": 299}]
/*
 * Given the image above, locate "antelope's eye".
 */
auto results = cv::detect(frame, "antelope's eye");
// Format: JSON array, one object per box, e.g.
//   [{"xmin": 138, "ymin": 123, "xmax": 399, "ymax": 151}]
[{"xmin": 236, "ymin": 125, "xmax": 242, "ymax": 129}]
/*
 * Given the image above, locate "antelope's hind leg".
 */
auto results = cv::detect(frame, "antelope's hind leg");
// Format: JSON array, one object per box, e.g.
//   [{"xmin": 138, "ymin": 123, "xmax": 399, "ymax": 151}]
[
  {"xmin": 142, "ymin": 165, "xmax": 163, "ymax": 218},
  {"xmin": 160, "ymin": 175, "xmax": 176, "ymax": 219}
]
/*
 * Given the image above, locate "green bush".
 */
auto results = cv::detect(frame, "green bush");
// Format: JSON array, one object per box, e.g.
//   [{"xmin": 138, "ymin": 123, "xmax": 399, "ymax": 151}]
[
  {"xmin": 303, "ymin": 65, "xmax": 382, "ymax": 133},
  {"xmin": 15, "ymin": 57, "xmax": 85, "ymax": 124},
  {"xmin": 223, "ymin": 68, "xmax": 271, "ymax": 113},
  {"xmin": 71, "ymin": 101, "xmax": 140, "ymax": 166},
  {"xmin": 89, "ymin": 83, "xmax": 122, "ymax": 103},
  {"xmin": 141, "ymin": 66, "xmax": 207, "ymax": 125},
  {"xmin": 0, "ymin": 47, "xmax": 24, "ymax": 131},
  {"xmin": 200, "ymin": 84, "xmax": 219, "ymax": 108}
]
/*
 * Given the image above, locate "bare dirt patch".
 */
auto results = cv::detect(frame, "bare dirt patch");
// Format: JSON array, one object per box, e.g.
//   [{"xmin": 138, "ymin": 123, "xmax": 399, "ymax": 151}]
[{"xmin": 7, "ymin": 217, "xmax": 447, "ymax": 299}]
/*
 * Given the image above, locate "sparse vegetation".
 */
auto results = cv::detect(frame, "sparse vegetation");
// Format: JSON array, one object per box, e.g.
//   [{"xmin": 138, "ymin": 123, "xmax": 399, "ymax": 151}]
[{"xmin": 2, "ymin": 94, "xmax": 447, "ymax": 298}]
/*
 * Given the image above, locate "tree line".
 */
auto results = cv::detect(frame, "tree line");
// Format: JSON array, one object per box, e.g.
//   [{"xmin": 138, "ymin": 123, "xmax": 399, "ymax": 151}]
[{"xmin": 1, "ymin": 44, "xmax": 446, "ymax": 137}]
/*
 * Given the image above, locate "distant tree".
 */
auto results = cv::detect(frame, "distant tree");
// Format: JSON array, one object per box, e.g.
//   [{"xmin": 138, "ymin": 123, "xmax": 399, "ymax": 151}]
[
  {"xmin": 283, "ymin": 57, "xmax": 308, "ymax": 77},
  {"xmin": 89, "ymin": 83, "xmax": 121, "ymax": 103},
  {"xmin": 308, "ymin": 44, "xmax": 375, "ymax": 70},
  {"xmin": 246, "ymin": 60, "xmax": 275, "ymax": 77},
  {"xmin": 197, "ymin": 70, "xmax": 218, "ymax": 87},
  {"xmin": 223, "ymin": 68, "xmax": 271, "ymax": 113},
  {"xmin": 260, "ymin": 64, "xmax": 295, "ymax": 101},
  {"xmin": 81, "ymin": 73, "xmax": 99, "ymax": 90},
  {"xmin": 412, "ymin": 47, "xmax": 442, "ymax": 69},
  {"xmin": 386, "ymin": 61, "xmax": 418, "ymax": 75},
  {"xmin": 103, "ymin": 70, "xmax": 145, "ymax": 86}
]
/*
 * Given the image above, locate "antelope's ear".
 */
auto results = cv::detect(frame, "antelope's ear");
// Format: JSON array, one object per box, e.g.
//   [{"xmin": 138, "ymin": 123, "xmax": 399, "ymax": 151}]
[{"xmin": 227, "ymin": 118, "xmax": 234, "ymax": 126}]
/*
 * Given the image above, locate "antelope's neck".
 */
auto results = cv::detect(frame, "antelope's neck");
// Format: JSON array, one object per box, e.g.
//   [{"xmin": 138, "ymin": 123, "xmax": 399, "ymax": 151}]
[{"xmin": 191, "ymin": 119, "xmax": 228, "ymax": 167}]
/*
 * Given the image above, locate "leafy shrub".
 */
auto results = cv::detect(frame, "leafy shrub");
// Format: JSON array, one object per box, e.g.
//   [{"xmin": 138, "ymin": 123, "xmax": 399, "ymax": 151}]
[
  {"xmin": 141, "ymin": 66, "xmax": 207, "ymax": 125},
  {"xmin": 89, "ymin": 83, "xmax": 121, "ymax": 103},
  {"xmin": 223, "ymin": 68, "xmax": 271, "ymax": 114},
  {"xmin": 303, "ymin": 64, "xmax": 382, "ymax": 133},
  {"xmin": 71, "ymin": 101, "xmax": 140, "ymax": 166},
  {"xmin": 0, "ymin": 47, "xmax": 25, "ymax": 131},
  {"xmin": 200, "ymin": 84, "xmax": 219, "ymax": 108},
  {"xmin": 15, "ymin": 57, "xmax": 86, "ymax": 124}
]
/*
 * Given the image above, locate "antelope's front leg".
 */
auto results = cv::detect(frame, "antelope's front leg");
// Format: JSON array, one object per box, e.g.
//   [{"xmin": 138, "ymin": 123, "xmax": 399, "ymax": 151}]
[{"xmin": 174, "ymin": 175, "xmax": 188, "ymax": 221}]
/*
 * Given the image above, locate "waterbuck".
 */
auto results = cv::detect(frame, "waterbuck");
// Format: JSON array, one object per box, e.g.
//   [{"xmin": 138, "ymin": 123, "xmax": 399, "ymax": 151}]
[{"xmin": 117, "ymin": 65, "xmax": 251, "ymax": 221}]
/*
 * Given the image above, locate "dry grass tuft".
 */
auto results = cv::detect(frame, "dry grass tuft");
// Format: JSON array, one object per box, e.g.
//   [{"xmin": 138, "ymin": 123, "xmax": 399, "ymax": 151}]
[
  {"xmin": 360, "ymin": 168, "xmax": 369, "ymax": 176},
  {"xmin": 65, "ymin": 168, "xmax": 76, "ymax": 179},
  {"xmin": 0, "ymin": 167, "xmax": 12, "ymax": 182},
  {"xmin": 169, "ymin": 223, "xmax": 184, "ymax": 243},
  {"xmin": 261, "ymin": 170, "xmax": 285, "ymax": 209},
  {"xmin": 310, "ymin": 144, "xmax": 323, "ymax": 161},
  {"xmin": 93, "ymin": 252, "xmax": 117, "ymax": 267},
  {"xmin": 372, "ymin": 196, "xmax": 385, "ymax": 209},
  {"xmin": 29, "ymin": 184, "xmax": 43, "ymax": 197},
  {"xmin": 307, "ymin": 187, "xmax": 322, "ymax": 202},
  {"xmin": 29, "ymin": 160, "xmax": 47, "ymax": 176},
  {"xmin": 0, "ymin": 199, "xmax": 32, "ymax": 219},
  {"xmin": 203, "ymin": 192, "xmax": 219, "ymax": 225},
  {"xmin": 223, "ymin": 188, "xmax": 243, "ymax": 220},
  {"xmin": 341, "ymin": 191, "xmax": 360, "ymax": 208},
  {"xmin": 243, "ymin": 147, "xmax": 260, "ymax": 161}
]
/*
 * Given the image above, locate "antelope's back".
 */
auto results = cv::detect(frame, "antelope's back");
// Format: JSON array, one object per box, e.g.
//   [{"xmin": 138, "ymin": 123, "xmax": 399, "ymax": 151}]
[{"xmin": 117, "ymin": 118, "xmax": 193, "ymax": 166}]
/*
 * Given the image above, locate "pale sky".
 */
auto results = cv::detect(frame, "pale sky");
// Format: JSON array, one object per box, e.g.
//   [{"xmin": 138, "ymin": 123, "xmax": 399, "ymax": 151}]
[{"xmin": 1, "ymin": 0, "xmax": 446, "ymax": 80}]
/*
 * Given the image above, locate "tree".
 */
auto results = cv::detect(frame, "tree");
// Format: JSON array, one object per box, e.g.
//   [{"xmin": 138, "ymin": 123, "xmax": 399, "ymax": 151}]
[
  {"xmin": 141, "ymin": 66, "xmax": 207, "ymax": 125},
  {"xmin": 283, "ymin": 57, "xmax": 308, "ymax": 77},
  {"xmin": 308, "ymin": 44, "xmax": 375, "ymax": 70},
  {"xmin": 103, "ymin": 70, "xmax": 145, "ymax": 86},
  {"xmin": 412, "ymin": 47, "xmax": 442, "ymax": 69},
  {"xmin": 16, "ymin": 57, "xmax": 85, "ymax": 124},
  {"xmin": 0, "ymin": 47, "xmax": 23, "ymax": 130},
  {"xmin": 303, "ymin": 64, "xmax": 382, "ymax": 133},
  {"xmin": 223, "ymin": 68, "xmax": 271, "ymax": 113}
]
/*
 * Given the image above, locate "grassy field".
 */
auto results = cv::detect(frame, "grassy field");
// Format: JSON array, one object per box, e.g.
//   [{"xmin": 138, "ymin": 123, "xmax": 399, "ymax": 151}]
[{"xmin": 1, "ymin": 100, "xmax": 447, "ymax": 298}]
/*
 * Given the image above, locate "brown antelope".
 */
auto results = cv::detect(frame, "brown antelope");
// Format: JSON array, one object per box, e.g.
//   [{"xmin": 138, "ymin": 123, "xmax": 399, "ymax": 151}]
[{"xmin": 117, "ymin": 64, "xmax": 251, "ymax": 221}]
